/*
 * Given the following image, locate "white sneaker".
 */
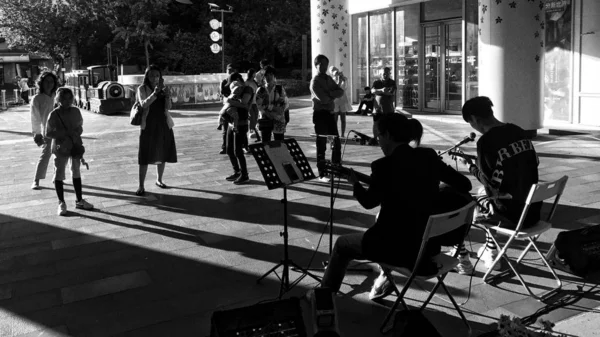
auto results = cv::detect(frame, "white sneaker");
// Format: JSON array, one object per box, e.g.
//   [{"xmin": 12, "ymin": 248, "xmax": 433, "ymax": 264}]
[
  {"xmin": 75, "ymin": 199, "xmax": 94, "ymax": 210},
  {"xmin": 57, "ymin": 201, "xmax": 67, "ymax": 216},
  {"xmin": 446, "ymin": 248, "xmax": 474, "ymax": 275},
  {"xmin": 31, "ymin": 181, "xmax": 41, "ymax": 190},
  {"xmin": 477, "ymin": 245, "xmax": 501, "ymax": 271},
  {"xmin": 318, "ymin": 176, "xmax": 331, "ymax": 183}
]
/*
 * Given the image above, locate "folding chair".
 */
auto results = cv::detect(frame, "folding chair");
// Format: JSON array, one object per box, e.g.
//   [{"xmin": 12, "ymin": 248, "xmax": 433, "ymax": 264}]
[
  {"xmin": 473, "ymin": 175, "xmax": 568, "ymax": 301},
  {"xmin": 378, "ymin": 201, "xmax": 477, "ymax": 335}
]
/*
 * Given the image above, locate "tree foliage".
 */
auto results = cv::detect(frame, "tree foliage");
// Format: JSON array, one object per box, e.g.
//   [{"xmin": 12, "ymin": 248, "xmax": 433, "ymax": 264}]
[{"xmin": 0, "ymin": 0, "xmax": 106, "ymax": 64}]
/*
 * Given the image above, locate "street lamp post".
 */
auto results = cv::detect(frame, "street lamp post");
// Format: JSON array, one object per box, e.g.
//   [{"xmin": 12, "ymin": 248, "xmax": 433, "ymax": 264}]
[
  {"xmin": 175, "ymin": 0, "xmax": 233, "ymax": 73},
  {"xmin": 208, "ymin": 3, "xmax": 233, "ymax": 73}
]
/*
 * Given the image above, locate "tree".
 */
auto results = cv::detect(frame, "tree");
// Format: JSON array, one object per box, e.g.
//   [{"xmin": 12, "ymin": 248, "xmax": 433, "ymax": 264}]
[
  {"xmin": 106, "ymin": 0, "xmax": 170, "ymax": 69},
  {"xmin": 0, "ymin": 0, "xmax": 107, "ymax": 67}
]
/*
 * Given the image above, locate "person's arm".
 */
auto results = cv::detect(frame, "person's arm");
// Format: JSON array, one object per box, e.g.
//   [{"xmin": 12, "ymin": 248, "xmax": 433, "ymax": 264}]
[
  {"xmin": 44, "ymin": 110, "xmax": 66, "ymax": 140},
  {"xmin": 30, "ymin": 96, "xmax": 42, "ymax": 135},
  {"xmin": 352, "ymin": 162, "xmax": 383, "ymax": 209},
  {"xmin": 70, "ymin": 108, "xmax": 84, "ymax": 137},
  {"xmin": 438, "ymin": 159, "xmax": 472, "ymax": 193},
  {"xmin": 328, "ymin": 77, "xmax": 345, "ymax": 99},
  {"xmin": 138, "ymin": 86, "xmax": 157, "ymax": 109},
  {"xmin": 371, "ymin": 81, "xmax": 385, "ymax": 96},
  {"xmin": 468, "ymin": 142, "xmax": 496, "ymax": 190}
]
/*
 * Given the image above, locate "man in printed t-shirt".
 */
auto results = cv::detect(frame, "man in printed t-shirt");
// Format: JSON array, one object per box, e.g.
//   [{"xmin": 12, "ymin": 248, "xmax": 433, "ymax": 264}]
[{"xmin": 455, "ymin": 96, "xmax": 541, "ymax": 273}]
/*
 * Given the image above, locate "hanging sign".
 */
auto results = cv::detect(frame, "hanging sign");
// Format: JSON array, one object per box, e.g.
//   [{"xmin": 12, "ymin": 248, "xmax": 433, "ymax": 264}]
[
  {"xmin": 210, "ymin": 43, "xmax": 222, "ymax": 54},
  {"xmin": 544, "ymin": 0, "xmax": 571, "ymax": 13},
  {"xmin": 209, "ymin": 19, "xmax": 221, "ymax": 30},
  {"xmin": 210, "ymin": 31, "xmax": 221, "ymax": 42}
]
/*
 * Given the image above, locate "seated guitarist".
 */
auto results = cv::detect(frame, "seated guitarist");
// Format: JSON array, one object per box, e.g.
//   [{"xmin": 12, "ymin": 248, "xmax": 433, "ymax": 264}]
[
  {"xmin": 455, "ymin": 96, "xmax": 542, "ymax": 273},
  {"xmin": 320, "ymin": 114, "xmax": 472, "ymax": 297}
]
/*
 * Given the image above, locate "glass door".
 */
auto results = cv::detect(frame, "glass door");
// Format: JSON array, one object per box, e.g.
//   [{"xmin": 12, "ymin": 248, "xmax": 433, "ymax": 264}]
[
  {"xmin": 424, "ymin": 25, "xmax": 441, "ymax": 110},
  {"xmin": 422, "ymin": 21, "xmax": 463, "ymax": 112}
]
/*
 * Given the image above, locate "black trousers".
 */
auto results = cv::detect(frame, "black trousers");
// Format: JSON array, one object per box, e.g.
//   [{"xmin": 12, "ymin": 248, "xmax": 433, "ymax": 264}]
[
  {"xmin": 313, "ymin": 109, "xmax": 341, "ymax": 176},
  {"xmin": 260, "ymin": 130, "xmax": 284, "ymax": 143},
  {"xmin": 221, "ymin": 122, "xmax": 229, "ymax": 149},
  {"xmin": 227, "ymin": 124, "xmax": 248, "ymax": 175}
]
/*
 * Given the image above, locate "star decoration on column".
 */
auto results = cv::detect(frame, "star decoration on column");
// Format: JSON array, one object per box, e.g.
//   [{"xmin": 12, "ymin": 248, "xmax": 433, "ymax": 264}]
[
  {"xmin": 534, "ymin": 31, "xmax": 539, "ymax": 38},
  {"xmin": 317, "ymin": 38, "xmax": 321, "ymax": 43},
  {"xmin": 535, "ymin": 55, "xmax": 540, "ymax": 62},
  {"xmin": 340, "ymin": 62, "xmax": 344, "ymax": 67},
  {"xmin": 345, "ymin": 23, "xmax": 348, "ymax": 27},
  {"xmin": 317, "ymin": 13, "xmax": 321, "ymax": 17},
  {"xmin": 322, "ymin": 0, "xmax": 326, "ymax": 5},
  {"xmin": 343, "ymin": 41, "xmax": 348, "ymax": 47},
  {"xmin": 528, "ymin": 0, "xmax": 535, "ymax": 2},
  {"xmin": 341, "ymin": 16, "xmax": 345, "ymax": 21},
  {"xmin": 509, "ymin": 1, "xmax": 516, "ymax": 8},
  {"xmin": 478, "ymin": 28, "xmax": 482, "ymax": 35},
  {"xmin": 317, "ymin": 5, "xmax": 321, "ymax": 9},
  {"xmin": 339, "ymin": 37, "xmax": 343, "ymax": 42},
  {"xmin": 342, "ymin": 28, "xmax": 346, "ymax": 35},
  {"xmin": 317, "ymin": 27, "xmax": 320, "ymax": 30},
  {"xmin": 343, "ymin": 53, "xmax": 347, "ymax": 58},
  {"xmin": 540, "ymin": 41, "xmax": 544, "ymax": 47},
  {"xmin": 339, "ymin": 48, "xmax": 343, "ymax": 52},
  {"xmin": 539, "ymin": 1, "xmax": 544, "ymax": 10},
  {"xmin": 322, "ymin": 9, "xmax": 329, "ymax": 16},
  {"xmin": 495, "ymin": 0, "xmax": 502, "ymax": 4},
  {"xmin": 331, "ymin": 4, "xmax": 335, "ymax": 9},
  {"xmin": 482, "ymin": 4, "xmax": 488, "ymax": 14},
  {"xmin": 339, "ymin": 4, "xmax": 344, "ymax": 10},
  {"xmin": 535, "ymin": 14, "xmax": 540, "ymax": 21},
  {"xmin": 345, "ymin": 10, "xmax": 348, "ymax": 14},
  {"xmin": 324, "ymin": 29, "xmax": 328, "ymax": 34},
  {"xmin": 332, "ymin": 13, "xmax": 338, "ymax": 19},
  {"xmin": 332, "ymin": 22, "xmax": 339, "ymax": 30},
  {"xmin": 320, "ymin": 19, "xmax": 325, "ymax": 25},
  {"xmin": 540, "ymin": 22, "xmax": 545, "ymax": 29},
  {"xmin": 496, "ymin": 16, "xmax": 503, "ymax": 24},
  {"xmin": 481, "ymin": 17, "xmax": 484, "ymax": 23}
]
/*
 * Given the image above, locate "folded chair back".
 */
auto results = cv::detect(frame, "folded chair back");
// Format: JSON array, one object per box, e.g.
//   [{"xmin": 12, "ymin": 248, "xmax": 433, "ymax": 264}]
[{"xmin": 516, "ymin": 175, "xmax": 569, "ymax": 230}]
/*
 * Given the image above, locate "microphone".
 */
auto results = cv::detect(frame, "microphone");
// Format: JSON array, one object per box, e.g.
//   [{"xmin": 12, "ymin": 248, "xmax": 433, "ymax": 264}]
[
  {"xmin": 456, "ymin": 132, "xmax": 476, "ymax": 147},
  {"xmin": 438, "ymin": 132, "xmax": 476, "ymax": 157}
]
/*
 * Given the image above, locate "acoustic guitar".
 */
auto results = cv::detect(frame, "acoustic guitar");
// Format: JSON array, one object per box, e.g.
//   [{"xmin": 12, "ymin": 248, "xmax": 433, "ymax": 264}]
[{"xmin": 323, "ymin": 162, "xmax": 372, "ymax": 185}]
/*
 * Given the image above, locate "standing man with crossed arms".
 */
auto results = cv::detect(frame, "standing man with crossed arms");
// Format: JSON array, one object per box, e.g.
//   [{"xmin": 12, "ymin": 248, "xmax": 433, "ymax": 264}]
[
  {"xmin": 310, "ymin": 55, "xmax": 345, "ymax": 183},
  {"xmin": 370, "ymin": 67, "xmax": 396, "ymax": 145}
]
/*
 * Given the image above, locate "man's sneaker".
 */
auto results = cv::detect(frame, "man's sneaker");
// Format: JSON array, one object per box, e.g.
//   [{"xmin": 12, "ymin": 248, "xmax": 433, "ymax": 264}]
[
  {"xmin": 446, "ymin": 248, "xmax": 474, "ymax": 275},
  {"xmin": 243, "ymin": 147, "xmax": 251, "ymax": 155},
  {"xmin": 57, "ymin": 201, "xmax": 67, "ymax": 216},
  {"xmin": 75, "ymin": 199, "xmax": 94, "ymax": 210},
  {"xmin": 477, "ymin": 245, "xmax": 501, "ymax": 271},
  {"xmin": 219, "ymin": 149, "xmax": 226, "ymax": 154},
  {"xmin": 226, "ymin": 172, "xmax": 241, "ymax": 181},
  {"xmin": 318, "ymin": 176, "xmax": 331, "ymax": 183},
  {"xmin": 31, "ymin": 180, "xmax": 41, "ymax": 190},
  {"xmin": 233, "ymin": 175, "xmax": 249, "ymax": 185},
  {"xmin": 369, "ymin": 271, "xmax": 394, "ymax": 301}
]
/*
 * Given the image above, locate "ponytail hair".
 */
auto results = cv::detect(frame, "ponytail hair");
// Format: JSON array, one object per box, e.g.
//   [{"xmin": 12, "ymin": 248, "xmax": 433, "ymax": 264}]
[{"xmin": 407, "ymin": 118, "xmax": 423, "ymax": 147}]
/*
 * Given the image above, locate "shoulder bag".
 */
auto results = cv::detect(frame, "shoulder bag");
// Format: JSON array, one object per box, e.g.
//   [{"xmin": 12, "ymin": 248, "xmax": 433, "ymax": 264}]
[
  {"xmin": 130, "ymin": 91, "xmax": 143, "ymax": 126},
  {"xmin": 55, "ymin": 108, "xmax": 85, "ymax": 158}
]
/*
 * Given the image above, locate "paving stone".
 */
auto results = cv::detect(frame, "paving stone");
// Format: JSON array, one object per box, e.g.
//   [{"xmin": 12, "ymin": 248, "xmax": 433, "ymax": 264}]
[{"xmin": 61, "ymin": 271, "xmax": 152, "ymax": 304}]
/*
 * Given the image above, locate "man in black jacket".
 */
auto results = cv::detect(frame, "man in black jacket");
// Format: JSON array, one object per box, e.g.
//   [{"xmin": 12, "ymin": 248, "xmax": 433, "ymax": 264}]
[{"xmin": 320, "ymin": 114, "xmax": 472, "ymax": 295}]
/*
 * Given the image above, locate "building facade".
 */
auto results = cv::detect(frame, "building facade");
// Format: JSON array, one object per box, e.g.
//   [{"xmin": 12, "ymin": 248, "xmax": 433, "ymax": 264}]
[
  {"xmin": 311, "ymin": 0, "xmax": 599, "ymax": 130},
  {"xmin": 0, "ymin": 39, "xmax": 53, "ymax": 91}
]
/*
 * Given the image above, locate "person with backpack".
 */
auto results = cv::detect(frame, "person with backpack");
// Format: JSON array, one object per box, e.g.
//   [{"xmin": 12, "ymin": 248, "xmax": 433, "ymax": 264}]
[{"xmin": 255, "ymin": 66, "xmax": 289, "ymax": 143}]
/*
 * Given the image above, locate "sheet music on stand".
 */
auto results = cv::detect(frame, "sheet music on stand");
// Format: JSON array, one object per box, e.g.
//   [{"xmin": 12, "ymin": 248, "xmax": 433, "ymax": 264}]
[{"xmin": 249, "ymin": 139, "xmax": 316, "ymax": 189}]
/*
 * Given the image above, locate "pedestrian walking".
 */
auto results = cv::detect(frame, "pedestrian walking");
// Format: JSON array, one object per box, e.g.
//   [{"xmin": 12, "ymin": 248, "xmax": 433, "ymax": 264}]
[
  {"xmin": 45, "ymin": 88, "xmax": 93, "ymax": 216},
  {"xmin": 219, "ymin": 64, "xmax": 237, "ymax": 154},
  {"xmin": 136, "ymin": 65, "xmax": 177, "ymax": 196},
  {"xmin": 30, "ymin": 71, "xmax": 59, "ymax": 190},
  {"xmin": 223, "ymin": 72, "xmax": 254, "ymax": 184},
  {"xmin": 255, "ymin": 66, "xmax": 289, "ymax": 143},
  {"xmin": 19, "ymin": 76, "xmax": 30, "ymax": 104}
]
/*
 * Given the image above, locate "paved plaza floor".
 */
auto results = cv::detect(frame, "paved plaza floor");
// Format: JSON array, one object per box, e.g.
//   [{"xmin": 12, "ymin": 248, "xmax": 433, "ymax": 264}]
[{"xmin": 0, "ymin": 98, "xmax": 599, "ymax": 336}]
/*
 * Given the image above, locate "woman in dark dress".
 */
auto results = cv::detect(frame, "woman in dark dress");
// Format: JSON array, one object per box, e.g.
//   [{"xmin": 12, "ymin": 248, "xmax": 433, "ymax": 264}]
[{"xmin": 136, "ymin": 65, "xmax": 177, "ymax": 196}]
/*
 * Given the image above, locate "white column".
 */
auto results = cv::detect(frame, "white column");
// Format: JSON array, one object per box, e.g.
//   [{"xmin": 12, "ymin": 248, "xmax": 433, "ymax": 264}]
[
  {"xmin": 479, "ymin": 0, "xmax": 545, "ymax": 130},
  {"xmin": 311, "ymin": 0, "xmax": 351, "ymax": 77}
]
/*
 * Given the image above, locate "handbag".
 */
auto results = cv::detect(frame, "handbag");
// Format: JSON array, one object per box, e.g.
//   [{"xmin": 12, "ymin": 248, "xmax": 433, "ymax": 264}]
[
  {"xmin": 130, "ymin": 100, "xmax": 143, "ymax": 126},
  {"xmin": 55, "ymin": 108, "xmax": 85, "ymax": 158},
  {"xmin": 257, "ymin": 117, "xmax": 274, "ymax": 131}
]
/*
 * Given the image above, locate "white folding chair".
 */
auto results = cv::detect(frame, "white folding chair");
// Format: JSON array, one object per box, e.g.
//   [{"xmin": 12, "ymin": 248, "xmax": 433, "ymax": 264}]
[
  {"xmin": 378, "ymin": 201, "xmax": 477, "ymax": 335},
  {"xmin": 473, "ymin": 175, "xmax": 568, "ymax": 301}
]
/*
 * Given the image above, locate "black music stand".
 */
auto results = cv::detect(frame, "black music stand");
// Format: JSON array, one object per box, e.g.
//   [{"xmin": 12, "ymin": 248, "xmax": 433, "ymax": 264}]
[{"xmin": 251, "ymin": 139, "xmax": 323, "ymax": 298}]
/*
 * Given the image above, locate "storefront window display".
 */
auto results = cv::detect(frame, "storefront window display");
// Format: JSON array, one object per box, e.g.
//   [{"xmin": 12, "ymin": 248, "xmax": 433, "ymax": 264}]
[
  {"xmin": 352, "ymin": 14, "xmax": 368, "ymax": 103},
  {"xmin": 369, "ymin": 10, "xmax": 393, "ymax": 86},
  {"xmin": 396, "ymin": 5, "xmax": 420, "ymax": 109},
  {"xmin": 466, "ymin": 0, "xmax": 478, "ymax": 100},
  {"xmin": 544, "ymin": 1, "xmax": 572, "ymax": 122}
]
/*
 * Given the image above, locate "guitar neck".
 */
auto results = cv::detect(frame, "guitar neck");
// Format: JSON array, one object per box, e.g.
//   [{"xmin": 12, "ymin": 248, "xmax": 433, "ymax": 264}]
[
  {"xmin": 325, "ymin": 163, "xmax": 372, "ymax": 185},
  {"xmin": 448, "ymin": 150, "xmax": 477, "ymax": 161}
]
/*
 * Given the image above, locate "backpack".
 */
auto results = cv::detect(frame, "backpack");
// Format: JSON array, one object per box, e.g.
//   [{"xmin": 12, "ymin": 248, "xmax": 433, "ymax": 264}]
[{"xmin": 552, "ymin": 224, "xmax": 600, "ymax": 277}]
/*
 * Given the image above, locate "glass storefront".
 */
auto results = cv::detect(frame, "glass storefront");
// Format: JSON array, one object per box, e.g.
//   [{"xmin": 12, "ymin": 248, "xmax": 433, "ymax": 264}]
[
  {"xmin": 351, "ymin": 0, "xmax": 471, "ymax": 113},
  {"xmin": 544, "ymin": 0, "xmax": 573, "ymax": 122}
]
